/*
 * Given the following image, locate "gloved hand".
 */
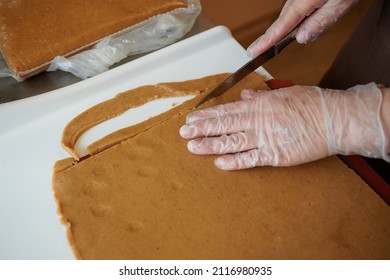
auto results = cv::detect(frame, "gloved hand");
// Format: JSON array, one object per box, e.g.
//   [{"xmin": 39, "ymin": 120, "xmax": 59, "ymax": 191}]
[
  {"xmin": 247, "ymin": 0, "xmax": 359, "ymax": 57},
  {"xmin": 180, "ymin": 83, "xmax": 389, "ymax": 170}
]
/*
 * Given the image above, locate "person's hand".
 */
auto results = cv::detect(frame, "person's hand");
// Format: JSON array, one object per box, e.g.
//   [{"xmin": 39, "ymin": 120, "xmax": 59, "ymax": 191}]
[
  {"xmin": 180, "ymin": 83, "xmax": 389, "ymax": 170},
  {"xmin": 248, "ymin": 0, "xmax": 359, "ymax": 57}
]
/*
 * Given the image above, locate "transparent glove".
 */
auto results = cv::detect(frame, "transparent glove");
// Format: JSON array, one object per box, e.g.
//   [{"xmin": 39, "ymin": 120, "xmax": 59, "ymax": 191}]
[
  {"xmin": 247, "ymin": 0, "xmax": 359, "ymax": 57},
  {"xmin": 180, "ymin": 83, "xmax": 389, "ymax": 170}
]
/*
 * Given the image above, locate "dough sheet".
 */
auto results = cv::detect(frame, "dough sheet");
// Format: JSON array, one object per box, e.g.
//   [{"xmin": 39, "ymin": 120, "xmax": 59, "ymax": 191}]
[{"xmin": 53, "ymin": 73, "xmax": 390, "ymax": 259}]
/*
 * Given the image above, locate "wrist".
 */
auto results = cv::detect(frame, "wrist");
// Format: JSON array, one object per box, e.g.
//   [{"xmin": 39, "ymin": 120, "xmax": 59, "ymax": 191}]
[{"xmin": 323, "ymin": 83, "xmax": 388, "ymax": 160}]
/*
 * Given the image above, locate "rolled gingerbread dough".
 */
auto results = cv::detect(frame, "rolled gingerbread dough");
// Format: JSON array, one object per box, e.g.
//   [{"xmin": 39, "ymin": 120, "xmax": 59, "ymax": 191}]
[{"xmin": 52, "ymin": 73, "xmax": 390, "ymax": 259}]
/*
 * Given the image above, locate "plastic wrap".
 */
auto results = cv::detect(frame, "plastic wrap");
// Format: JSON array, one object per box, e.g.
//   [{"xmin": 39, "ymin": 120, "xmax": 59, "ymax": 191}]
[
  {"xmin": 0, "ymin": 54, "xmax": 13, "ymax": 78},
  {"xmin": 0, "ymin": 0, "xmax": 201, "ymax": 81}
]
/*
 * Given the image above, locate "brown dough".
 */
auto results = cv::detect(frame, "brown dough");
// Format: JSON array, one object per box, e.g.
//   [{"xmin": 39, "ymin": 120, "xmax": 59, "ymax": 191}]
[
  {"xmin": 0, "ymin": 0, "xmax": 187, "ymax": 79},
  {"xmin": 52, "ymin": 73, "xmax": 390, "ymax": 259},
  {"xmin": 61, "ymin": 73, "xmax": 231, "ymax": 160}
]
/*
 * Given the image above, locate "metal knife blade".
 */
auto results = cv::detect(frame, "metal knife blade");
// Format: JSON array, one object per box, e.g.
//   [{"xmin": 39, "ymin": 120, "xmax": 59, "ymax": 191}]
[{"xmin": 195, "ymin": 26, "xmax": 298, "ymax": 108}]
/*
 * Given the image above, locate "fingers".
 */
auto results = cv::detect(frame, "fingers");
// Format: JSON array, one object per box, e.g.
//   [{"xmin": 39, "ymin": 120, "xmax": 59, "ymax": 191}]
[
  {"xmin": 247, "ymin": 0, "xmax": 326, "ymax": 57},
  {"xmin": 180, "ymin": 113, "xmax": 254, "ymax": 139},
  {"xmin": 180, "ymin": 89, "xmax": 300, "ymax": 140},
  {"xmin": 296, "ymin": 0, "xmax": 359, "ymax": 43},
  {"xmin": 187, "ymin": 88, "xmax": 280, "ymax": 123},
  {"xmin": 185, "ymin": 100, "xmax": 248, "ymax": 123},
  {"xmin": 214, "ymin": 149, "xmax": 275, "ymax": 170},
  {"xmin": 241, "ymin": 86, "xmax": 299, "ymax": 101},
  {"xmin": 181, "ymin": 99, "xmax": 258, "ymax": 139},
  {"xmin": 186, "ymin": 131, "xmax": 259, "ymax": 155}
]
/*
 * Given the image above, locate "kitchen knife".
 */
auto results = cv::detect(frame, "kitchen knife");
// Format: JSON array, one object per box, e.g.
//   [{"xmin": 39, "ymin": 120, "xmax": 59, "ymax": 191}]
[{"xmin": 195, "ymin": 26, "xmax": 299, "ymax": 108}]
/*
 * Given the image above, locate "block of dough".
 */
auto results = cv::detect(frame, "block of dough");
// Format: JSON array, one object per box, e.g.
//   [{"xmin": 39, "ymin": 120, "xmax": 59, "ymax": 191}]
[
  {"xmin": 0, "ymin": 0, "xmax": 187, "ymax": 79},
  {"xmin": 52, "ymin": 73, "xmax": 390, "ymax": 259}
]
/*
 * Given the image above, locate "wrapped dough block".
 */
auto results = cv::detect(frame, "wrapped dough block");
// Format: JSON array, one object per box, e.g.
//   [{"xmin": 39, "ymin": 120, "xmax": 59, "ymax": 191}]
[{"xmin": 0, "ymin": 0, "xmax": 196, "ymax": 80}]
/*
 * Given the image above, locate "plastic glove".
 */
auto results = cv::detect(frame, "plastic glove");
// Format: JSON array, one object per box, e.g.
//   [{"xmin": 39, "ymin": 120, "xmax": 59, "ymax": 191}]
[
  {"xmin": 247, "ymin": 0, "xmax": 359, "ymax": 57},
  {"xmin": 180, "ymin": 83, "xmax": 389, "ymax": 170}
]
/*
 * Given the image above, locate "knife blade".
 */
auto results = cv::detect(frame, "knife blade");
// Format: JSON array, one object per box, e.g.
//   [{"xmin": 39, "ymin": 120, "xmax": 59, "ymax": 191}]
[{"xmin": 195, "ymin": 26, "xmax": 299, "ymax": 108}]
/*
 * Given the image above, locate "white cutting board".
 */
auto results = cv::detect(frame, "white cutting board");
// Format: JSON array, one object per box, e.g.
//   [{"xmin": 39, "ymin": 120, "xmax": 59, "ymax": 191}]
[{"xmin": 0, "ymin": 26, "xmax": 271, "ymax": 259}]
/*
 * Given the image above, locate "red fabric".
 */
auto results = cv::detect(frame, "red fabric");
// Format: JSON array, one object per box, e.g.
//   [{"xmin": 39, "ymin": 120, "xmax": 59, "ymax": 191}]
[{"xmin": 266, "ymin": 79, "xmax": 295, "ymax": 89}]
